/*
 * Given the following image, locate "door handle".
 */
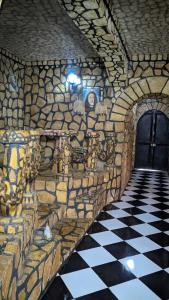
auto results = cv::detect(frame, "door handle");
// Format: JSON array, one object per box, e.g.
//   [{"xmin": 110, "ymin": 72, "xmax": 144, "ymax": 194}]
[{"xmin": 151, "ymin": 143, "xmax": 156, "ymax": 147}]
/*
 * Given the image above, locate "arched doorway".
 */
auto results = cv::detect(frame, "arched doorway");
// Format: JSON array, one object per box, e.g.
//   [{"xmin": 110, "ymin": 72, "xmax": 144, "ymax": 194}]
[{"xmin": 135, "ymin": 110, "xmax": 169, "ymax": 170}]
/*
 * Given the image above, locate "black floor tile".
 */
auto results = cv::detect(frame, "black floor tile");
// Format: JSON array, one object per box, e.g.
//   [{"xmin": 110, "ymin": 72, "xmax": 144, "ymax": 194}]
[
  {"xmin": 153, "ymin": 197, "xmax": 169, "ymax": 202},
  {"xmin": 76, "ymin": 289, "xmax": 118, "ymax": 300},
  {"xmin": 124, "ymin": 207, "xmax": 145, "ymax": 215},
  {"xmin": 119, "ymin": 216, "xmax": 143, "ymax": 226},
  {"xmin": 148, "ymin": 232, "xmax": 169, "ymax": 247},
  {"xmin": 41, "ymin": 276, "xmax": 73, "ymax": 300},
  {"xmin": 93, "ymin": 261, "xmax": 135, "ymax": 287},
  {"xmin": 156, "ymin": 187, "xmax": 169, "ymax": 192},
  {"xmin": 59, "ymin": 252, "xmax": 89, "ymax": 275},
  {"xmin": 87, "ymin": 222, "xmax": 107, "ymax": 234},
  {"xmin": 76, "ymin": 235, "xmax": 100, "ymax": 251},
  {"xmin": 103, "ymin": 204, "xmax": 119, "ymax": 211},
  {"xmin": 155, "ymin": 192, "xmax": 169, "ymax": 197},
  {"xmin": 141, "ymin": 271, "xmax": 169, "ymax": 300},
  {"xmin": 150, "ymin": 221, "xmax": 169, "ymax": 231},
  {"xmin": 127, "ymin": 200, "xmax": 146, "ymax": 207},
  {"xmin": 153, "ymin": 203, "xmax": 169, "ymax": 210},
  {"xmin": 96, "ymin": 212, "xmax": 113, "ymax": 221},
  {"xmin": 144, "ymin": 248, "xmax": 169, "ymax": 269},
  {"xmin": 113, "ymin": 227, "xmax": 142, "ymax": 240},
  {"xmin": 151, "ymin": 211, "xmax": 169, "ymax": 219},
  {"xmin": 105, "ymin": 241, "xmax": 139, "ymax": 259},
  {"xmin": 131, "ymin": 195, "xmax": 148, "ymax": 201}
]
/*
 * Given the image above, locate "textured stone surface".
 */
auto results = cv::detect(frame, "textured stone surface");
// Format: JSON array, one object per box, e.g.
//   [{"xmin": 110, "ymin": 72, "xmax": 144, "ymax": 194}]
[
  {"xmin": 0, "ymin": 0, "xmax": 97, "ymax": 60},
  {"xmin": 0, "ymin": 53, "xmax": 24, "ymax": 129},
  {"xmin": 59, "ymin": 0, "xmax": 127, "ymax": 85},
  {"xmin": 110, "ymin": 0, "xmax": 169, "ymax": 57}
]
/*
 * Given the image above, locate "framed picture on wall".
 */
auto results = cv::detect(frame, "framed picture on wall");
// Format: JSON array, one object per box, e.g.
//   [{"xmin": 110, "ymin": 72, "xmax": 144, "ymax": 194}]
[
  {"xmin": 82, "ymin": 87, "xmax": 101, "ymax": 112},
  {"xmin": 8, "ymin": 74, "xmax": 18, "ymax": 92}
]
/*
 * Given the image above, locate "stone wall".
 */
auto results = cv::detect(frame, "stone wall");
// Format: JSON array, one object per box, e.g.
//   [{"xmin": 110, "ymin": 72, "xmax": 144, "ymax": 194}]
[
  {"xmin": 2, "ymin": 46, "xmax": 169, "ymax": 197},
  {"xmin": 23, "ymin": 57, "xmax": 116, "ymax": 161},
  {"xmin": 0, "ymin": 50, "xmax": 25, "ymax": 129},
  {"xmin": 128, "ymin": 58, "xmax": 169, "ymax": 85}
]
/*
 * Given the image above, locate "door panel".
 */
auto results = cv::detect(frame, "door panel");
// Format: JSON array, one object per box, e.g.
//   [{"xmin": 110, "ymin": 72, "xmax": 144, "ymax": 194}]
[
  {"xmin": 135, "ymin": 144, "xmax": 151, "ymax": 169},
  {"xmin": 136, "ymin": 112, "xmax": 152, "ymax": 144},
  {"xmin": 153, "ymin": 145, "xmax": 168, "ymax": 171},
  {"xmin": 155, "ymin": 113, "xmax": 169, "ymax": 145},
  {"xmin": 135, "ymin": 110, "xmax": 169, "ymax": 171}
]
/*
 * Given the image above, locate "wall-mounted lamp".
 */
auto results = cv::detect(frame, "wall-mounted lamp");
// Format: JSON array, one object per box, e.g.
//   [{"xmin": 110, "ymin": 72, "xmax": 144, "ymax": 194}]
[{"xmin": 67, "ymin": 72, "xmax": 81, "ymax": 94}]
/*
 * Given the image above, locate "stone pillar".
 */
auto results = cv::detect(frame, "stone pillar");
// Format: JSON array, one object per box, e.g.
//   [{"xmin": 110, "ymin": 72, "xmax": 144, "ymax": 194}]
[
  {"xmin": 86, "ymin": 132, "xmax": 100, "ymax": 171},
  {"xmin": 0, "ymin": 130, "xmax": 41, "ymax": 216},
  {"xmin": 58, "ymin": 132, "xmax": 72, "ymax": 175},
  {"xmin": 105, "ymin": 132, "xmax": 116, "ymax": 168}
]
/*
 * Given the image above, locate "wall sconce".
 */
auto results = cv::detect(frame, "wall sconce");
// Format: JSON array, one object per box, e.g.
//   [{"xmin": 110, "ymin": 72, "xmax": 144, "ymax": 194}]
[{"xmin": 67, "ymin": 72, "xmax": 81, "ymax": 93}]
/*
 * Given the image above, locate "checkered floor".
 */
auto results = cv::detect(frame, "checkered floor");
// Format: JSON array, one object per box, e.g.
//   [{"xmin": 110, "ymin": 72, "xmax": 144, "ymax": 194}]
[{"xmin": 42, "ymin": 170, "xmax": 169, "ymax": 300}]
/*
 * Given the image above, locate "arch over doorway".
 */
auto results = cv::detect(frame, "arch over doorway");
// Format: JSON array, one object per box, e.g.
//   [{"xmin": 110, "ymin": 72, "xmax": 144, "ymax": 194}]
[
  {"xmin": 136, "ymin": 95, "xmax": 169, "ymax": 122},
  {"xmin": 111, "ymin": 76, "xmax": 169, "ymax": 121}
]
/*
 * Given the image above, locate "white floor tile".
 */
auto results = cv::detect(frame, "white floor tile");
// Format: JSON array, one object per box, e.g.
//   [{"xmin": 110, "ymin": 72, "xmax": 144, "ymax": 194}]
[
  {"xmin": 61, "ymin": 268, "xmax": 106, "ymax": 298},
  {"xmin": 123, "ymin": 191, "xmax": 137, "ymax": 196},
  {"xmin": 136, "ymin": 213, "xmax": 160, "ymax": 223},
  {"xmin": 121, "ymin": 195, "xmax": 135, "ymax": 202},
  {"xmin": 131, "ymin": 224, "xmax": 160, "ymax": 236},
  {"xmin": 142, "ymin": 193, "xmax": 160, "ymax": 198},
  {"xmin": 126, "ymin": 186, "xmax": 139, "ymax": 191},
  {"xmin": 141, "ymin": 198, "xmax": 160, "ymax": 205},
  {"xmin": 140, "ymin": 205, "xmax": 160, "ymax": 213},
  {"xmin": 99, "ymin": 219, "xmax": 127, "ymax": 230},
  {"xmin": 113, "ymin": 202, "xmax": 133, "ymax": 209},
  {"xmin": 107, "ymin": 209, "xmax": 130, "ymax": 218},
  {"xmin": 127, "ymin": 237, "xmax": 160, "ymax": 253},
  {"xmin": 110, "ymin": 279, "xmax": 161, "ymax": 300},
  {"xmin": 120, "ymin": 254, "xmax": 161, "ymax": 277},
  {"xmin": 78, "ymin": 247, "xmax": 116, "ymax": 267},
  {"xmin": 90, "ymin": 231, "xmax": 122, "ymax": 246}
]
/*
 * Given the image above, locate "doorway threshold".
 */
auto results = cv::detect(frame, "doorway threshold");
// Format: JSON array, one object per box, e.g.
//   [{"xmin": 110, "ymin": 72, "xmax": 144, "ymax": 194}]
[{"xmin": 134, "ymin": 168, "xmax": 166, "ymax": 173}]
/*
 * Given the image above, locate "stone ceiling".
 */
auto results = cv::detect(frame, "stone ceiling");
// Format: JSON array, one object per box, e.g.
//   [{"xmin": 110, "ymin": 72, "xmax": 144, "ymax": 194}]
[
  {"xmin": 0, "ymin": 0, "xmax": 97, "ymax": 61},
  {"xmin": 1, "ymin": 0, "xmax": 169, "ymax": 62},
  {"xmin": 110, "ymin": 0, "xmax": 169, "ymax": 57}
]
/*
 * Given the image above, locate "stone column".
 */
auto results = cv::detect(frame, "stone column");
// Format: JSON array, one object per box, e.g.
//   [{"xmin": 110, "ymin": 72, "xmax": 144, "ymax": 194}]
[
  {"xmin": 86, "ymin": 132, "xmax": 100, "ymax": 171},
  {"xmin": 0, "ymin": 130, "xmax": 41, "ymax": 216},
  {"xmin": 58, "ymin": 131, "xmax": 72, "ymax": 175},
  {"xmin": 105, "ymin": 132, "xmax": 116, "ymax": 168}
]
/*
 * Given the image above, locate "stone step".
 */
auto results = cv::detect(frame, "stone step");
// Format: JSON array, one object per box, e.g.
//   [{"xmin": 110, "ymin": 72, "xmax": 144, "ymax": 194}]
[
  {"xmin": 54, "ymin": 217, "xmax": 92, "ymax": 262},
  {"xmin": 64, "ymin": 189, "xmax": 107, "ymax": 220},
  {"xmin": 17, "ymin": 217, "xmax": 92, "ymax": 300},
  {"xmin": 17, "ymin": 228, "xmax": 62, "ymax": 300},
  {"xmin": 37, "ymin": 203, "xmax": 66, "ymax": 229}
]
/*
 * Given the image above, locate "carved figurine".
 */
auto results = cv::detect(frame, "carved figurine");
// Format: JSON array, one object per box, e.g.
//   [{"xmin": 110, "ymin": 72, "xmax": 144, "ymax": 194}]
[{"xmin": 86, "ymin": 132, "xmax": 100, "ymax": 171}]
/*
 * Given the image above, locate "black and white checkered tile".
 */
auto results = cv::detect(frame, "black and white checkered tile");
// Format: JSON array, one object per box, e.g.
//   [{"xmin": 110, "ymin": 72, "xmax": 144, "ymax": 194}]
[{"xmin": 42, "ymin": 170, "xmax": 169, "ymax": 300}]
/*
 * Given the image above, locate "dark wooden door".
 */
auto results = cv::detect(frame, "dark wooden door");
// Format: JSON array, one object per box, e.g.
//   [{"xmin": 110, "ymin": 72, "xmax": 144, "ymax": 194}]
[{"xmin": 135, "ymin": 110, "xmax": 169, "ymax": 171}]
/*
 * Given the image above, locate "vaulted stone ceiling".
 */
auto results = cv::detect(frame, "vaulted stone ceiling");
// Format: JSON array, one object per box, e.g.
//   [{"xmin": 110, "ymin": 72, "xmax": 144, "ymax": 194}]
[
  {"xmin": 0, "ymin": 0, "xmax": 97, "ymax": 61},
  {"xmin": 110, "ymin": 0, "xmax": 169, "ymax": 57},
  {"xmin": 1, "ymin": 0, "xmax": 169, "ymax": 62}
]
